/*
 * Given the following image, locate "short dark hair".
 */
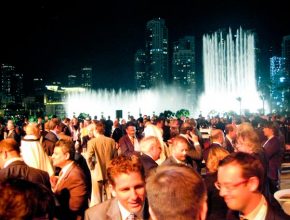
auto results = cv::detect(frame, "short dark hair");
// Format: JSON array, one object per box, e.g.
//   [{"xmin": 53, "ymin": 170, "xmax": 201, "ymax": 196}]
[
  {"xmin": 125, "ymin": 121, "xmax": 136, "ymax": 129},
  {"xmin": 0, "ymin": 178, "xmax": 55, "ymax": 219},
  {"xmin": 55, "ymin": 140, "xmax": 75, "ymax": 160},
  {"xmin": 146, "ymin": 164, "xmax": 206, "ymax": 220},
  {"xmin": 0, "ymin": 139, "xmax": 20, "ymax": 154},
  {"xmin": 219, "ymin": 152, "xmax": 265, "ymax": 192}
]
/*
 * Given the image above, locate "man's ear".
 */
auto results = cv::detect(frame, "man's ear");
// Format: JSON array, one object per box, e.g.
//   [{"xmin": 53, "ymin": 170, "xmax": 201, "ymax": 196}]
[
  {"xmin": 4, "ymin": 151, "xmax": 8, "ymax": 160},
  {"xmin": 248, "ymin": 176, "xmax": 259, "ymax": 192},
  {"xmin": 65, "ymin": 152, "xmax": 70, "ymax": 160},
  {"xmin": 110, "ymin": 184, "xmax": 116, "ymax": 197},
  {"xmin": 149, "ymin": 206, "xmax": 158, "ymax": 220},
  {"xmin": 199, "ymin": 197, "xmax": 208, "ymax": 220}
]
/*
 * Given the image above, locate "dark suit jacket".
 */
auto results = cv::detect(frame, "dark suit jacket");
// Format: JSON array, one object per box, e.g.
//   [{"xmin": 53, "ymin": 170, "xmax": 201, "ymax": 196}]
[
  {"xmin": 42, "ymin": 131, "xmax": 59, "ymax": 156},
  {"xmin": 162, "ymin": 155, "xmax": 197, "ymax": 170},
  {"xmin": 139, "ymin": 153, "xmax": 158, "ymax": 178},
  {"xmin": 112, "ymin": 127, "xmax": 123, "ymax": 143},
  {"xmin": 263, "ymin": 136, "xmax": 282, "ymax": 180},
  {"xmin": 54, "ymin": 162, "xmax": 89, "ymax": 220},
  {"xmin": 119, "ymin": 135, "xmax": 136, "ymax": 157},
  {"xmin": 7, "ymin": 129, "xmax": 21, "ymax": 143},
  {"xmin": 85, "ymin": 197, "xmax": 150, "ymax": 220},
  {"xmin": 224, "ymin": 136, "xmax": 235, "ymax": 153},
  {"xmin": 226, "ymin": 199, "xmax": 290, "ymax": 220},
  {"xmin": 204, "ymin": 172, "xmax": 228, "ymax": 220},
  {"xmin": 0, "ymin": 160, "xmax": 51, "ymax": 189}
]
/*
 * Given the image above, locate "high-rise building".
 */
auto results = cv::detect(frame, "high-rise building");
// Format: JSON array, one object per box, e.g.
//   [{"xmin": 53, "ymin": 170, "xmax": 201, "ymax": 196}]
[
  {"xmin": 0, "ymin": 64, "xmax": 24, "ymax": 107},
  {"xmin": 68, "ymin": 74, "xmax": 78, "ymax": 87},
  {"xmin": 282, "ymin": 35, "xmax": 290, "ymax": 76},
  {"xmin": 172, "ymin": 36, "xmax": 196, "ymax": 104},
  {"xmin": 80, "ymin": 66, "xmax": 93, "ymax": 89},
  {"xmin": 269, "ymin": 56, "xmax": 290, "ymax": 112},
  {"xmin": 145, "ymin": 18, "xmax": 169, "ymax": 87},
  {"xmin": 135, "ymin": 49, "xmax": 147, "ymax": 89}
]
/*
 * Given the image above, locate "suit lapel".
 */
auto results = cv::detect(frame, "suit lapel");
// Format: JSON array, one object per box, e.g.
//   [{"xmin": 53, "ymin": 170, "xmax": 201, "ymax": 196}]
[
  {"xmin": 107, "ymin": 198, "xmax": 122, "ymax": 220},
  {"xmin": 56, "ymin": 163, "xmax": 75, "ymax": 190}
]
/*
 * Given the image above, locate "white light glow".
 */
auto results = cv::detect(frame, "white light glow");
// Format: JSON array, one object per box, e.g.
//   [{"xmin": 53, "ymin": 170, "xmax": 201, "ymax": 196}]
[
  {"xmin": 199, "ymin": 27, "xmax": 266, "ymax": 115},
  {"xmin": 65, "ymin": 86, "xmax": 194, "ymax": 119}
]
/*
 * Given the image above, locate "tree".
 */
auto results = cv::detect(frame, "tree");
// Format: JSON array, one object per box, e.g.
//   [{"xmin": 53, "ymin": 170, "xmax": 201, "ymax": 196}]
[{"xmin": 175, "ymin": 109, "xmax": 190, "ymax": 119}]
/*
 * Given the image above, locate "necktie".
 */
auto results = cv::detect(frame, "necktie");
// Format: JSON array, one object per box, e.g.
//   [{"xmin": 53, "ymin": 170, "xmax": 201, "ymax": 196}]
[{"xmin": 126, "ymin": 213, "xmax": 136, "ymax": 220}]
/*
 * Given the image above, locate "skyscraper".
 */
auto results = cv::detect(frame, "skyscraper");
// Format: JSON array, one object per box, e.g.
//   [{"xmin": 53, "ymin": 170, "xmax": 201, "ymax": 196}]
[
  {"xmin": 282, "ymin": 35, "xmax": 290, "ymax": 76},
  {"xmin": 269, "ymin": 56, "xmax": 289, "ymax": 112},
  {"xmin": 172, "ymin": 36, "xmax": 197, "ymax": 104},
  {"xmin": 135, "ymin": 49, "xmax": 147, "ymax": 89},
  {"xmin": 145, "ymin": 18, "xmax": 169, "ymax": 87},
  {"xmin": 80, "ymin": 66, "xmax": 93, "ymax": 89},
  {"xmin": 0, "ymin": 64, "xmax": 24, "ymax": 107}
]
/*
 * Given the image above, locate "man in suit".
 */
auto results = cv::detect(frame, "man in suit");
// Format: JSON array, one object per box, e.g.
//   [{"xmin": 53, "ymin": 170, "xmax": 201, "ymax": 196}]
[
  {"xmin": 262, "ymin": 121, "xmax": 283, "ymax": 194},
  {"xmin": 217, "ymin": 152, "xmax": 289, "ymax": 220},
  {"xmin": 51, "ymin": 140, "xmax": 89, "ymax": 220},
  {"xmin": 224, "ymin": 124, "xmax": 237, "ymax": 153},
  {"xmin": 86, "ymin": 121, "xmax": 116, "ymax": 207},
  {"xmin": 5, "ymin": 120, "xmax": 20, "ymax": 143},
  {"xmin": 162, "ymin": 135, "xmax": 197, "ymax": 170},
  {"xmin": 85, "ymin": 155, "xmax": 149, "ymax": 220},
  {"xmin": 119, "ymin": 122, "xmax": 140, "ymax": 156},
  {"xmin": 139, "ymin": 136, "xmax": 161, "ymax": 177},
  {"xmin": 203, "ymin": 129, "xmax": 224, "ymax": 163},
  {"xmin": 146, "ymin": 164, "xmax": 207, "ymax": 220},
  {"xmin": 0, "ymin": 138, "xmax": 51, "ymax": 189},
  {"xmin": 42, "ymin": 118, "xmax": 61, "ymax": 156},
  {"xmin": 179, "ymin": 122, "xmax": 202, "ymax": 161}
]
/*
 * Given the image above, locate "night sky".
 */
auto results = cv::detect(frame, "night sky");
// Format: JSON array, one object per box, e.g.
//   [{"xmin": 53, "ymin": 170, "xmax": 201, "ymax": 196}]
[{"xmin": 1, "ymin": 0, "xmax": 290, "ymax": 92}]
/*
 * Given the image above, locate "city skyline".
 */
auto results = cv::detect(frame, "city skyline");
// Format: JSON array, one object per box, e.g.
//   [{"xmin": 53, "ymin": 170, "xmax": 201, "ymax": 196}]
[{"xmin": 1, "ymin": 0, "xmax": 290, "ymax": 91}]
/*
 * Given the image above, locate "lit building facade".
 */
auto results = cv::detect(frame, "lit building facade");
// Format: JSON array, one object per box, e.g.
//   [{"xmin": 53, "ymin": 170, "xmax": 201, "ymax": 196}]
[
  {"xmin": 135, "ymin": 49, "xmax": 147, "ymax": 89},
  {"xmin": 282, "ymin": 35, "xmax": 290, "ymax": 76},
  {"xmin": 145, "ymin": 18, "xmax": 169, "ymax": 87},
  {"xmin": 172, "ymin": 36, "xmax": 197, "ymax": 104},
  {"xmin": 269, "ymin": 56, "xmax": 290, "ymax": 112},
  {"xmin": 0, "ymin": 64, "xmax": 24, "ymax": 108},
  {"xmin": 80, "ymin": 66, "xmax": 93, "ymax": 89}
]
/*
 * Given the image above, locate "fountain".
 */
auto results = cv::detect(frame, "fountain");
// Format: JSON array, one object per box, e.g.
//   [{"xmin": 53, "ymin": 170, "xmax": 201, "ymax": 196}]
[
  {"xmin": 199, "ymin": 27, "xmax": 264, "ymax": 115},
  {"xmin": 65, "ymin": 27, "xmax": 265, "ymax": 119},
  {"xmin": 65, "ymin": 85, "xmax": 194, "ymax": 119}
]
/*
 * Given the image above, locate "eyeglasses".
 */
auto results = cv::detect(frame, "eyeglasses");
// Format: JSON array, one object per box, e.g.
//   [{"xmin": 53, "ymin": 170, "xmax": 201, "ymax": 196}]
[{"xmin": 214, "ymin": 179, "xmax": 249, "ymax": 191}]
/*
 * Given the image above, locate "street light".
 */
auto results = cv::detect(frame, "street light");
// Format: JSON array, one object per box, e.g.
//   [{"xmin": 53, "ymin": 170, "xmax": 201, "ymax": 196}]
[
  {"xmin": 236, "ymin": 97, "xmax": 242, "ymax": 116},
  {"xmin": 259, "ymin": 94, "xmax": 265, "ymax": 115}
]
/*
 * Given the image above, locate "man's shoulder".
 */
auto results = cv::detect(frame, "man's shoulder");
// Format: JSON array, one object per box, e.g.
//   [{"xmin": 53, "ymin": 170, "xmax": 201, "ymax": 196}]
[
  {"xmin": 266, "ymin": 200, "xmax": 290, "ymax": 220},
  {"xmin": 162, "ymin": 156, "xmax": 175, "ymax": 166},
  {"xmin": 85, "ymin": 198, "xmax": 119, "ymax": 219}
]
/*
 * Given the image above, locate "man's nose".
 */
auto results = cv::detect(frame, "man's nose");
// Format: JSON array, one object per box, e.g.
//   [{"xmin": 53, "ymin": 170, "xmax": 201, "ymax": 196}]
[{"xmin": 130, "ymin": 189, "xmax": 138, "ymax": 199}]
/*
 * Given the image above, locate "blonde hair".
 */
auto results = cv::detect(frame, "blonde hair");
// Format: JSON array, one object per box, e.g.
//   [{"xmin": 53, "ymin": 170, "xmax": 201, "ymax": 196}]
[
  {"xmin": 236, "ymin": 122, "xmax": 261, "ymax": 153},
  {"xmin": 206, "ymin": 146, "xmax": 229, "ymax": 173},
  {"xmin": 25, "ymin": 123, "xmax": 40, "ymax": 137}
]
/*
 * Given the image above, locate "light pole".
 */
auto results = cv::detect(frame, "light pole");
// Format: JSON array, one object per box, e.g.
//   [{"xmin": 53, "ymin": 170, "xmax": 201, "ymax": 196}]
[
  {"xmin": 260, "ymin": 94, "xmax": 265, "ymax": 115},
  {"xmin": 236, "ymin": 97, "xmax": 242, "ymax": 116}
]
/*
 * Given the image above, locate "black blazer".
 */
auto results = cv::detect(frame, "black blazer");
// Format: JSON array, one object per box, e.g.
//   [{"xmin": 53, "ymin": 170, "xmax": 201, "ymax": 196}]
[
  {"xmin": 0, "ymin": 160, "xmax": 51, "ymax": 189},
  {"xmin": 226, "ymin": 199, "xmax": 290, "ymax": 220},
  {"xmin": 119, "ymin": 135, "xmax": 136, "ymax": 157},
  {"xmin": 139, "ymin": 153, "xmax": 158, "ymax": 178}
]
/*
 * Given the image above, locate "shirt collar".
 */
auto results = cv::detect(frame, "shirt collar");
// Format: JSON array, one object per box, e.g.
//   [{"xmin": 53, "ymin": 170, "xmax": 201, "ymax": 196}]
[
  {"xmin": 117, "ymin": 200, "xmax": 143, "ymax": 220},
  {"xmin": 4, "ymin": 157, "xmax": 23, "ymax": 168},
  {"xmin": 60, "ymin": 161, "xmax": 74, "ymax": 177},
  {"xmin": 240, "ymin": 195, "xmax": 267, "ymax": 220}
]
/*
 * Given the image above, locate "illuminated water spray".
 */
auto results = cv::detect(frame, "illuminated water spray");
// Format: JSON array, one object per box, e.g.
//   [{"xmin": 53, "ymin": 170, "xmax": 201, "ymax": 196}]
[
  {"xmin": 199, "ymin": 27, "xmax": 264, "ymax": 115},
  {"xmin": 65, "ymin": 86, "xmax": 193, "ymax": 118}
]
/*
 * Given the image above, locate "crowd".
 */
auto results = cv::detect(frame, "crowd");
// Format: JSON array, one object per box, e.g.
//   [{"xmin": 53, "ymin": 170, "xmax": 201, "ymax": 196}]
[{"xmin": 0, "ymin": 113, "xmax": 289, "ymax": 220}]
